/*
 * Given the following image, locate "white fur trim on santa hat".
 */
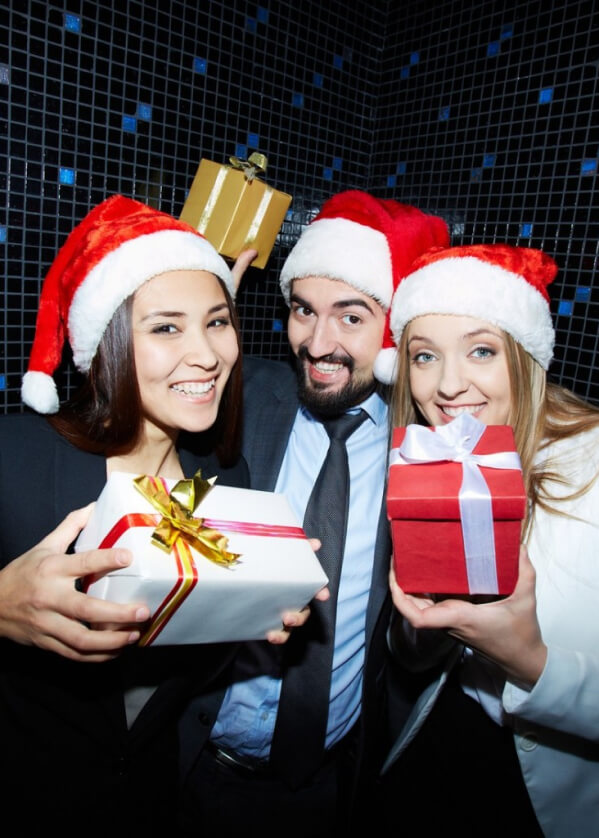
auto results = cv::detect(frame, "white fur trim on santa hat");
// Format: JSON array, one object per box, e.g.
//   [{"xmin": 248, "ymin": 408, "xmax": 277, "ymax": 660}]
[
  {"xmin": 21, "ymin": 370, "xmax": 60, "ymax": 414},
  {"xmin": 373, "ymin": 346, "xmax": 398, "ymax": 384},
  {"xmin": 279, "ymin": 217, "xmax": 393, "ymax": 308},
  {"xmin": 69, "ymin": 229, "xmax": 234, "ymax": 372},
  {"xmin": 390, "ymin": 256, "xmax": 555, "ymax": 369}
]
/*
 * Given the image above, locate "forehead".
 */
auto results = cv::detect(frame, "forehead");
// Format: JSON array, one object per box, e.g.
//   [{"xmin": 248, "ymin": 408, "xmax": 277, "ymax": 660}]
[
  {"xmin": 290, "ymin": 275, "xmax": 382, "ymax": 311},
  {"xmin": 407, "ymin": 313, "xmax": 504, "ymax": 340}
]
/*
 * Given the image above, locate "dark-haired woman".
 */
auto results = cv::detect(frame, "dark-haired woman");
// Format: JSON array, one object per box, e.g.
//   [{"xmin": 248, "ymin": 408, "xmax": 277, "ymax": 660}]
[{"xmin": 0, "ymin": 197, "xmax": 309, "ymax": 834}]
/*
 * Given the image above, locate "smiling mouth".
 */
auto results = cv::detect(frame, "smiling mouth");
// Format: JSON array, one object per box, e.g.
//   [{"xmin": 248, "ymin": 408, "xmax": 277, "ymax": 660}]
[
  {"xmin": 170, "ymin": 380, "xmax": 216, "ymax": 396},
  {"xmin": 312, "ymin": 360, "xmax": 344, "ymax": 374},
  {"xmin": 440, "ymin": 404, "xmax": 485, "ymax": 418}
]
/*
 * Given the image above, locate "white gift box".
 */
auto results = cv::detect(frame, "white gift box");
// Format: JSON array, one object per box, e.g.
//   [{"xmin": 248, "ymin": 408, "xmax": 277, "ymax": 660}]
[{"xmin": 76, "ymin": 472, "xmax": 328, "ymax": 645}]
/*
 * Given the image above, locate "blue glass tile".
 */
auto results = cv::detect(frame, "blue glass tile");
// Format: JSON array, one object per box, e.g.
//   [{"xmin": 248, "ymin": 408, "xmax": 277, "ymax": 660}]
[
  {"xmin": 539, "ymin": 87, "xmax": 553, "ymax": 105},
  {"xmin": 248, "ymin": 132, "xmax": 259, "ymax": 147},
  {"xmin": 313, "ymin": 73, "xmax": 323, "ymax": 88},
  {"xmin": 487, "ymin": 41, "xmax": 500, "ymax": 57},
  {"xmin": 245, "ymin": 17, "xmax": 257, "ymax": 33},
  {"xmin": 272, "ymin": 319, "xmax": 284, "ymax": 332},
  {"xmin": 0, "ymin": 375, "xmax": 5, "ymax": 391},
  {"xmin": 292, "ymin": 92, "xmax": 304, "ymax": 108},
  {"xmin": 122, "ymin": 116, "xmax": 137, "ymax": 133},
  {"xmin": 323, "ymin": 167, "xmax": 333, "ymax": 181},
  {"xmin": 500, "ymin": 24, "xmax": 513, "ymax": 40},
  {"xmin": 483, "ymin": 153, "xmax": 496, "ymax": 168},
  {"xmin": 439, "ymin": 106, "xmax": 450, "ymax": 121},
  {"xmin": 0, "ymin": 225, "xmax": 6, "ymax": 243},
  {"xmin": 333, "ymin": 55, "xmax": 343, "ymax": 70},
  {"xmin": 387, "ymin": 175, "xmax": 396, "ymax": 187},
  {"xmin": 520, "ymin": 223, "xmax": 533, "ymax": 237},
  {"xmin": 410, "ymin": 52, "xmax": 420, "ymax": 65},
  {"xmin": 581, "ymin": 159, "xmax": 597, "ymax": 175},
  {"xmin": 400, "ymin": 66, "xmax": 410, "ymax": 80},
  {"xmin": 59, "ymin": 167, "xmax": 75, "ymax": 185},
  {"xmin": 396, "ymin": 162, "xmax": 406, "ymax": 174},
  {"xmin": 137, "ymin": 103, "xmax": 152, "ymax": 121},
  {"xmin": 64, "ymin": 14, "xmax": 81, "ymax": 33},
  {"xmin": 257, "ymin": 7, "xmax": 268, "ymax": 23},
  {"xmin": 0, "ymin": 64, "xmax": 9, "ymax": 85},
  {"xmin": 332, "ymin": 157, "xmax": 342, "ymax": 171},
  {"xmin": 193, "ymin": 57, "xmax": 207, "ymax": 74},
  {"xmin": 471, "ymin": 167, "xmax": 482, "ymax": 182},
  {"xmin": 285, "ymin": 210, "xmax": 293, "ymax": 221},
  {"xmin": 575, "ymin": 286, "xmax": 591, "ymax": 302},
  {"xmin": 235, "ymin": 144, "xmax": 247, "ymax": 158},
  {"xmin": 558, "ymin": 300, "xmax": 573, "ymax": 316}
]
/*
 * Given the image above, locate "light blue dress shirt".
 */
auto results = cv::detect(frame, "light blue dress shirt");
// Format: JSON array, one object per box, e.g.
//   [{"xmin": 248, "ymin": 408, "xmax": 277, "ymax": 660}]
[{"xmin": 211, "ymin": 390, "xmax": 389, "ymax": 757}]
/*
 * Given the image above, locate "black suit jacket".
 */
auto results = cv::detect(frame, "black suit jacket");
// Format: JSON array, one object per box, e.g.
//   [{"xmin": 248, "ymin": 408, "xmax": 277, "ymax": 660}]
[
  {"xmin": 180, "ymin": 357, "xmax": 394, "ymax": 795},
  {"xmin": 0, "ymin": 412, "xmax": 247, "ymax": 834}
]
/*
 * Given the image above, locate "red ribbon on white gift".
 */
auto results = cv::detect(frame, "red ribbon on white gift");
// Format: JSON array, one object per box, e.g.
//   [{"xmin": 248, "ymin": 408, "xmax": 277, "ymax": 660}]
[{"xmin": 388, "ymin": 413, "xmax": 522, "ymax": 594}]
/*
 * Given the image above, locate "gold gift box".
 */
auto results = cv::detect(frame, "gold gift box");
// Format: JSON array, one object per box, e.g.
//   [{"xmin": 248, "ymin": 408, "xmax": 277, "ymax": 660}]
[{"xmin": 179, "ymin": 154, "xmax": 292, "ymax": 269}]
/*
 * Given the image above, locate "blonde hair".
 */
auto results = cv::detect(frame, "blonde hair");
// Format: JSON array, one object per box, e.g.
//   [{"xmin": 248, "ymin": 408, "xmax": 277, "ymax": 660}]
[{"xmin": 391, "ymin": 325, "xmax": 599, "ymax": 530}]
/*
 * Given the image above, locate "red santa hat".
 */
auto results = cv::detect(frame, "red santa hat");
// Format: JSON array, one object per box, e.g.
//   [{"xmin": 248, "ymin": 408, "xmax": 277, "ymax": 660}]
[
  {"xmin": 22, "ymin": 194, "xmax": 234, "ymax": 414},
  {"xmin": 389, "ymin": 243, "xmax": 558, "ymax": 369},
  {"xmin": 278, "ymin": 190, "xmax": 449, "ymax": 383}
]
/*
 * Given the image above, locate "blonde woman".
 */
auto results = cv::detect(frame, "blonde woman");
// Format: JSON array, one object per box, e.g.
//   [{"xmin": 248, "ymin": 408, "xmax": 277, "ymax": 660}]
[{"xmin": 383, "ymin": 244, "xmax": 599, "ymax": 837}]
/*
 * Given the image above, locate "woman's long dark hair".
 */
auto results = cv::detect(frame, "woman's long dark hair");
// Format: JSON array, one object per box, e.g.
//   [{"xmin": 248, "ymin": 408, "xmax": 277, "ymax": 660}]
[{"xmin": 49, "ymin": 277, "xmax": 243, "ymax": 466}]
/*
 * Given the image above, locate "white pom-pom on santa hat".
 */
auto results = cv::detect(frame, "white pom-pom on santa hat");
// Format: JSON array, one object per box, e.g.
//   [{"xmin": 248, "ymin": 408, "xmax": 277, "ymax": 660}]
[
  {"xmin": 278, "ymin": 190, "xmax": 450, "ymax": 383},
  {"xmin": 21, "ymin": 195, "xmax": 234, "ymax": 414}
]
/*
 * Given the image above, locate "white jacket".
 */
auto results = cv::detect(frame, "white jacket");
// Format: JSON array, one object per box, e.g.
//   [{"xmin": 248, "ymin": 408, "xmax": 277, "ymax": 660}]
[{"xmin": 384, "ymin": 426, "xmax": 599, "ymax": 837}]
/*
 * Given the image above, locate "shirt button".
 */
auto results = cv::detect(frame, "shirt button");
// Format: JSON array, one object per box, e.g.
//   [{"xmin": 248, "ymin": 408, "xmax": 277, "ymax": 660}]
[
  {"xmin": 261, "ymin": 712, "xmax": 269, "ymax": 721},
  {"xmin": 519, "ymin": 732, "xmax": 538, "ymax": 751}
]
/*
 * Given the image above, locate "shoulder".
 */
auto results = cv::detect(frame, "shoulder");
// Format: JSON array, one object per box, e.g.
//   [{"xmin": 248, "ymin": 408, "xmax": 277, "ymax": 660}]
[
  {"xmin": 243, "ymin": 355, "xmax": 296, "ymax": 394},
  {"xmin": 538, "ymin": 425, "xmax": 599, "ymax": 497},
  {"xmin": 0, "ymin": 412, "xmax": 66, "ymax": 463}
]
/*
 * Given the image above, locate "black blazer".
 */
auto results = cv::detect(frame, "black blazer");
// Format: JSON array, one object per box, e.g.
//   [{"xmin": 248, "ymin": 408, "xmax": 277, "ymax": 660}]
[
  {"xmin": 179, "ymin": 357, "xmax": 394, "ymax": 796},
  {"xmin": 0, "ymin": 412, "xmax": 247, "ymax": 834}
]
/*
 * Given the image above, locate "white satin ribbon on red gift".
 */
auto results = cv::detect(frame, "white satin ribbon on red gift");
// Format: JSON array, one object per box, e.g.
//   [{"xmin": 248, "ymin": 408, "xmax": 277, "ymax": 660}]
[{"xmin": 389, "ymin": 413, "xmax": 522, "ymax": 593}]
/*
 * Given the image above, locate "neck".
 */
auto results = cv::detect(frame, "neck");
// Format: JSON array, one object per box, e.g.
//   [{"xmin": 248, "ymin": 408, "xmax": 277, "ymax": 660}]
[{"xmin": 106, "ymin": 425, "xmax": 183, "ymax": 479}]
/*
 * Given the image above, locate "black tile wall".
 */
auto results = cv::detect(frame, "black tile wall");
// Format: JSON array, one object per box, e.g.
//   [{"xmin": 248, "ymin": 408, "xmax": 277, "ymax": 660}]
[{"xmin": 1, "ymin": 0, "xmax": 597, "ymax": 409}]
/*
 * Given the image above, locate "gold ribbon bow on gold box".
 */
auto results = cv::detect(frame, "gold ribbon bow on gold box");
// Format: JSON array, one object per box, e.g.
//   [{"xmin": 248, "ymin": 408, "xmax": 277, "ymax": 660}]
[
  {"xmin": 133, "ymin": 470, "xmax": 239, "ymax": 567},
  {"xmin": 228, "ymin": 151, "xmax": 268, "ymax": 182}
]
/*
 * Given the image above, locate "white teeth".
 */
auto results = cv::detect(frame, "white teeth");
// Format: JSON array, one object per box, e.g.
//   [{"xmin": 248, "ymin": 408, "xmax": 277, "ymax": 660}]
[
  {"xmin": 442, "ymin": 404, "xmax": 483, "ymax": 417},
  {"xmin": 171, "ymin": 380, "xmax": 215, "ymax": 396},
  {"xmin": 314, "ymin": 361, "xmax": 343, "ymax": 373}
]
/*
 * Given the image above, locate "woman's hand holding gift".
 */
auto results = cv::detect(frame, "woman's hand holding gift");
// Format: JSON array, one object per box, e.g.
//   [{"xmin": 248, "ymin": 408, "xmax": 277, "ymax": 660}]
[
  {"xmin": 389, "ymin": 545, "xmax": 547, "ymax": 689},
  {"xmin": 0, "ymin": 504, "xmax": 151, "ymax": 662}
]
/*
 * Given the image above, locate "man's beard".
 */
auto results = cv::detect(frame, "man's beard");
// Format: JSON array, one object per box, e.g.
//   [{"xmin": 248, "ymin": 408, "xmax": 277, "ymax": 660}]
[{"xmin": 295, "ymin": 346, "xmax": 376, "ymax": 417}]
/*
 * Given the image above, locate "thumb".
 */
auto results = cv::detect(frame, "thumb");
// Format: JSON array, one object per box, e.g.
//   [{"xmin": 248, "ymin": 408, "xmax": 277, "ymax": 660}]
[
  {"xmin": 513, "ymin": 544, "xmax": 536, "ymax": 594},
  {"xmin": 42, "ymin": 503, "xmax": 95, "ymax": 552},
  {"xmin": 231, "ymin": 249, "xmax": 258, "ymax": 291}
]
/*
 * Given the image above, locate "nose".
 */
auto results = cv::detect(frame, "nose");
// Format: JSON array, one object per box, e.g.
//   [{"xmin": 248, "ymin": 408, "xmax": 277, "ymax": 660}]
[
  {"xmin": 183, "ymin": 328, "xmax": 219, "ymax": 370},
  {"xmin": 305, "ymin": 317, "xmax": 338, "ymax": 359},
  {"xmin": 437, "ymin": 357, "xmax": 469, "ymax": 399}
]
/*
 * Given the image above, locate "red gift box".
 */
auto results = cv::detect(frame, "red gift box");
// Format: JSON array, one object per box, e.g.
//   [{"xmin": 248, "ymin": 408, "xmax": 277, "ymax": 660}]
[{"xmin": 387, "ymin": 419, "xmax": 527, "ymax": 595}]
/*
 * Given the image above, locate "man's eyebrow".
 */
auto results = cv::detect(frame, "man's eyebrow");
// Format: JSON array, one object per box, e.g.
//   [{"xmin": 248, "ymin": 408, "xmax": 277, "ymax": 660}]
[{"xmin": 290, "ymin": 292, "xmax": 376, "ymax": 315}]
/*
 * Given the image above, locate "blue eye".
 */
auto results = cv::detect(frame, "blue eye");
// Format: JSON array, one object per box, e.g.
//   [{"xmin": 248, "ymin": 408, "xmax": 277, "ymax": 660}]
[
  {"xmin": 472, "ymin": 346, "xmax": 495, "ymax": 359},
  {"xmin": 412, "ymin": 351, "xmax": 436, "ymax": 363}
]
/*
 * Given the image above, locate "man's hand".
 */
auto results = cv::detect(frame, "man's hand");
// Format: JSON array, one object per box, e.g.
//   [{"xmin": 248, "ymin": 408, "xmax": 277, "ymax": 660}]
[
  {"xmin": 0, "ymin": 505, "xmax": 151, "ymax": 662},
  {"xmin": 231, "ymin": 248, "xmax": 258, "ymax": 292}
]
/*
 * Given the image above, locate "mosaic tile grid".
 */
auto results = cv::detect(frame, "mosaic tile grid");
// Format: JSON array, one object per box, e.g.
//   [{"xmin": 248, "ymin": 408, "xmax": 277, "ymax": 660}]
[{"xmin": 0, "ymin": 0, "xmax": 597, "ymax": 409}]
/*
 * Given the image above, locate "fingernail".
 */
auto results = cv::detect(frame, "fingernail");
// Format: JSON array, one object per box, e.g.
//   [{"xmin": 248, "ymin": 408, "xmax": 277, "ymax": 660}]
[
  {"xmin": 115, "ymin": 550, "xmax": 132, "ymax": 566},
  {"xmin": 128, "ymin": 631, "xmax": 140, "ymax": 644},
  {"xmin": 135, "ymin": 606, "xmax": 150, "ymax": 621}
]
